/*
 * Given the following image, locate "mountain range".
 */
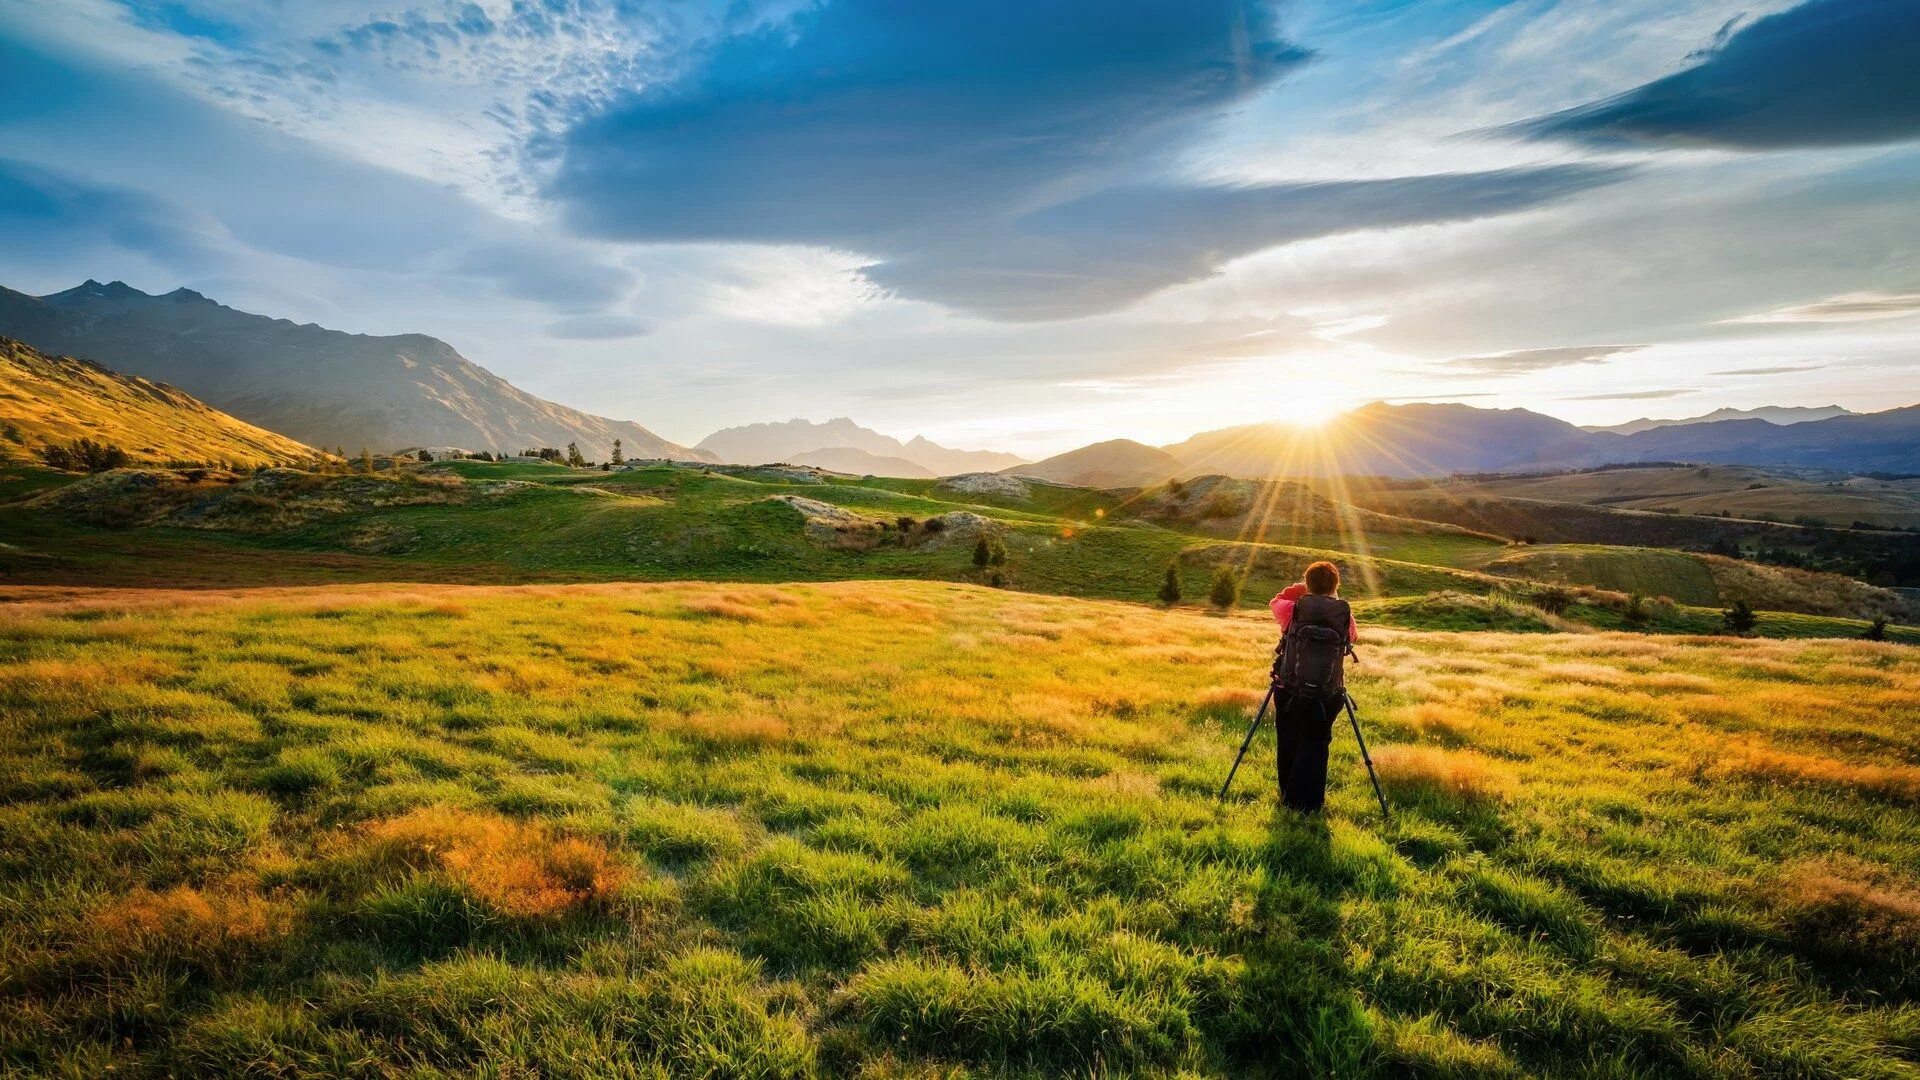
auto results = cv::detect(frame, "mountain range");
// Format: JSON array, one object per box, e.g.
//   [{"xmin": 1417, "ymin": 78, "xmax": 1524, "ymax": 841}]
[
  {"xmin": 693, "ymin": 417, "xmax": 1026, "ymax": 478},
  {"xmin": 1582, "ymin": 405, "xmax": 1855, "ymax": 436},
  {"xmin": 1010, "ymin": 401, "xmax": 1920, "ymax": 486},
  {"xmin": 0, "ymin": 281, "xmax": 713, "ymax": 462}
]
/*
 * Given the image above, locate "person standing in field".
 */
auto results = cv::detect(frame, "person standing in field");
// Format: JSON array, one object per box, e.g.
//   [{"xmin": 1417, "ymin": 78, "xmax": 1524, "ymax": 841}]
[{"xmin": 1269, "ymin": 561, "xmax": 1358, "ymax": 812}]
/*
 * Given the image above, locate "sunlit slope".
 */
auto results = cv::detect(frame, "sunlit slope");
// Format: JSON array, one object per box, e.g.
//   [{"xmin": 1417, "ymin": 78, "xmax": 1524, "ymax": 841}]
[
  {"xmin": 0, "ymin": 336, "xmax": 320, "ymax": 467},
  {"xmin": 1, "ymin": 581, "xmax": 1915, "ymax": 1077},
  {"xmin": 1461, "ymin": 465, "xmax": 1920, "ymax": 530}
]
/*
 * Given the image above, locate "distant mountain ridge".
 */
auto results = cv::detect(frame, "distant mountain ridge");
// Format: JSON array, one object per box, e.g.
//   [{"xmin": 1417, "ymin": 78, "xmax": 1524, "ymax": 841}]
[
  {"xmin": 1017, "ymin": 401, "xmax": 1920, "ymax": 487},
  {"xmin": 1584, "ymin": 405, "xmax": 1855, "ymax": 435},
  {"xmin": 696, "ymin": 417, "xmax": 1024, "ymax": 475},
  {"xmin": 0, "ymin": 334, "xmax": 319, "ymax": 467},
  {"xmin": 0, "ymin": 281, "xmax": 712, "ymax": 462}
]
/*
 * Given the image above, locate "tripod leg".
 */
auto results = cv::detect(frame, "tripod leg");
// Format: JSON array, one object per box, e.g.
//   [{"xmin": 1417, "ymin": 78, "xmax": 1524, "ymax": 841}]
[
  {"xmin": 1344, "ymin": 694, "xmax": 1392, "ymax": 823},
  {"xmin": 1218, "ymin": 685, "xmax": 1277, "ymax": 801}
]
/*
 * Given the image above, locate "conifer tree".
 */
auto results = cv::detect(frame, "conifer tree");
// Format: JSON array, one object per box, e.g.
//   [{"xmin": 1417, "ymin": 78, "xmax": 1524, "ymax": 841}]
[
  {"xmin": 1208, "ymin": 567, "xmax": 1239, "ymax": 609},
  {"xmin": 610, "ymin": 439, "xmax": 624, "ymax": 466},
  {"xmin": 1158, "ymin": 562, "xmax": 1182, "ymax": 604}
]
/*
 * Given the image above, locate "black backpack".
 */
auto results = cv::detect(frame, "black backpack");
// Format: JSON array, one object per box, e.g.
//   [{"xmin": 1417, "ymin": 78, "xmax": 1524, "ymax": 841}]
[{"xmin": 1274, "ymin": 593, "xmax": 1352, "ymax": 700}]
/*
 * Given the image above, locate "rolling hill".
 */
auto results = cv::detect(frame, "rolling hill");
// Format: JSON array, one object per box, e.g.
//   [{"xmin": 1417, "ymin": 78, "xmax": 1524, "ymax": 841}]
[
  {"xmin": 1463, "ymin": 464, "xmax": 1920, "ymax": 529},
  {"xmin": 0, "ymin": 281, "xmax": 712, "ymax": 462},
  {"xmin": 0, "ymin": 335, "xmax": 320, "ymax": 467},
  {"xmin": 695, "ymin": 417, "xmax": 1023, "ymax": 474},
  {"xmin": 1008, "ymin": 439, "xmax": 1185, "ymax": 487}
]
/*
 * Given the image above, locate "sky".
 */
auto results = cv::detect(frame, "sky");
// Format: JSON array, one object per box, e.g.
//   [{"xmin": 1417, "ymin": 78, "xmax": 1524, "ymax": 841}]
[{"xmin": 0, "ymin": 0, "xmax": 1916, "ymax": 457}]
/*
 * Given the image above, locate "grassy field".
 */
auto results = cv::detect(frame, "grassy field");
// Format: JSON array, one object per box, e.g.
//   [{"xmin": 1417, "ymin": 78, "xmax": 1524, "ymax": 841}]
[
  {"xmin": 2, "ymin": 580, "xmax": 1917, "ymax": 1077},
  {"xmin": 6, "ymin": 461, "xmax": 1907, "ymax": 636}
]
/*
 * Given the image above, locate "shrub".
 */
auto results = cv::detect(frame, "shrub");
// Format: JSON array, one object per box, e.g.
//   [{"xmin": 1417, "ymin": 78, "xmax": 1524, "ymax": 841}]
[
  {"xmin": 1530, "ymin": 584, "xmax": 1574, "ymax": 615},
  {"xmin": 1723, "ymin": 598, "xmax": 1757, "ymax": 634},
  {"xmin": 988, "ymin": 537, "xmax": 1007, "ymax": 566},
  {"xmin": 1158, "ymin": 561, "xmax": 1182, "ymax": 604},
  {"xmin": 1208, "ymin": 568, "xmax": 1240, "ymax": 609},
  {"xmin": 1622, "ymin": 592, "xmax": 1650, "ymax": 627},
  {"xmin": 40, "ymin": 438, "xmax": 129, "ymax": 472},
  {"xmin": 973, "ymin": 535, "xmax": 991, "ymax": 567},
  {"xmin": 1865, "ymin": 616, "xmax": 1889, "ymax": 641}
]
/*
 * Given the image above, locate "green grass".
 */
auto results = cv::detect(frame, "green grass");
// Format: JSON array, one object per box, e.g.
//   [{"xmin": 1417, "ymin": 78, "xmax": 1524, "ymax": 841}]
[
  {"xmin": 1, "ymin": 462, "xmax": 1909, "ymax": 640},
  {"xmin": 1, "ymin": 580, "xmax": 1916, "ymax": 1077},
  {"xmin": 1473, "ymin": 544, "xmax": 1723, "ymax": 605}
]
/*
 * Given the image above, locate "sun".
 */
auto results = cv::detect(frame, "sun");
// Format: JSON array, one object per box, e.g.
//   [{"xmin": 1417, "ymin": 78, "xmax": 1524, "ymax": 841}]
[{"xmin": 1277, "ymin": 391, "xmax": 1352, "ymax": 427}]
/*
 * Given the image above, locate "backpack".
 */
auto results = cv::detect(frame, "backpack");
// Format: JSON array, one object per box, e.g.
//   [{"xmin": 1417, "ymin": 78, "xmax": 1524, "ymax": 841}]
[{"xmin": 1274, "ymin": 594, "xmax": 1352, "ymax": 700}]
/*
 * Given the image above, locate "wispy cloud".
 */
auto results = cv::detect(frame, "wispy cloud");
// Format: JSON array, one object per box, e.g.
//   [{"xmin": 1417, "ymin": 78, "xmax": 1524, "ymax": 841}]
[
  {"xmin": 1434, "ymin": 344, "xmax": 1643, "ymax": 376},
  {"xmin": 1725, "ymin": 291, "xmax": 1920, "ymax": 324},
  {"xmin": 1565, "ymin": 388, "xmax": 1695, "ymax": 401},
  {"xmin": 1711, "ymin": 364, "xmax": 1823, "ymax": 376}
]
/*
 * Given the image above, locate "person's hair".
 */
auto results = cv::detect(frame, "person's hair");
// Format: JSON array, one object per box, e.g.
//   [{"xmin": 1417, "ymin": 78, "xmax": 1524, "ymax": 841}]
[{"xmin": 1304, "ymin": 561, "xmax": 1340, "ymax": 595}]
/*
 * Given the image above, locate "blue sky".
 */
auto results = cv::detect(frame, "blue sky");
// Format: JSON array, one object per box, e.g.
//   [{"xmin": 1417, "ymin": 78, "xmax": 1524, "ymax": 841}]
[{"xmin": 1, "ymin": 0, "xmax": 1916, "ymax": 454}]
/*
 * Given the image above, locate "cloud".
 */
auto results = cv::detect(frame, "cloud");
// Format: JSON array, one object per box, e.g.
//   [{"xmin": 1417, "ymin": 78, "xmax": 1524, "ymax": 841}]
[
  {"xmin": 865, "ymin": 166, "xmax": 1629, "ymax": 320},
  {"xmin": 0, "ymin": 157, "xmax": 232, "ymax": 271},
  {"xmin": 1710, "ymin": 364, "xmax": 1823, "ymax": 376},
  {"xmin": 1505, "ymin": 0, "xmax": 1920, "ymax": 151},
  {"xmin": 1564, "ymin": 388, "xmax": 1694, "ymax": 401},
  {"xmin": 1726, "ymin": 290, "xmax": 1920, "ymax": 324},
  {"xmin": 545, "ymin": 314, "xmax": 653, "ymax": 340},
  {"xmin": 552, "ymin": 0, "xmax": 1626, "ymax": 319},
  {"xmin": 1435, "ymin": 343, "xmax": 1643, "ymax": 376}
]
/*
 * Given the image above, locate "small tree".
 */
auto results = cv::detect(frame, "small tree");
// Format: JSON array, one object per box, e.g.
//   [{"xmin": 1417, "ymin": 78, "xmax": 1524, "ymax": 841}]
[
  {"xmin": 417, "ymin": 449, "xmax": 434, "ymax": 463},
  {"xmin": 356, "ymin": 448, "xmax": 374, "ymax": 473},
  {"xmin": 566, "ymin": 442, "xmax": 586, "ymax": 468},
  {"xmin": 1208, "ymin": 567, "xmax": 1240, "ymax": 609},
  {"xmin": 988, "ymin": 537, "xmax": 1007, "ymax": 567},
  {"xmin": 1864, "ymin": 615, "xmax": 1889, "ymax": 642},
  {"xmin": 1158, "ymin": 562, "xmax": 1182, "ymax": 604},
  {"xmin": 1722, "ymin": 598, "xmax": 1757, "ymax": 634},
  {"xmin": 973, "ymin": 535, "xmax": 991, "ymax": 568},
  {"xmin": 1623, "ymin": 592, "xmax": 1650, "ymax": 627},
  {"xmin": 610, "ymin": 439, "xmax": 624, "ymax": 466}
]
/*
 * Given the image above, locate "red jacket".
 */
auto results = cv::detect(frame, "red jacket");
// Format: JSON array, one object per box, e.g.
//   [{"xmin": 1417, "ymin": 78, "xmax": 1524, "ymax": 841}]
[{"xmin": 1270, "ymin": 582, "xmax": 1358, "ymax": 643}]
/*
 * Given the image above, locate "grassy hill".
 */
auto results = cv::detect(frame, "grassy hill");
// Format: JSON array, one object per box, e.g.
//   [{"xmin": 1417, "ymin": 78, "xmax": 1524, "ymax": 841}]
[
  {"xmin": 3, "ymin": 459, "xmax": 1909, "ymax": 634},
  {"xmin": 0, "ymin": 580, "xmax": 1915, "ymax": 1077},
  {"xmin": 0, "ymin": 336, "xmax": 321, "ymax": 467},
  {"xmin": 1463, "ymin": 465, "xmax": 1920, "ymax": 529}
]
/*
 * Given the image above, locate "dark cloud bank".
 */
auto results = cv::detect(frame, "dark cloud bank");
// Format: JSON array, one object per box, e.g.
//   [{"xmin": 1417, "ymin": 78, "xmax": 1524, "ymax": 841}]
[
  {"xmin": 552, "ymin": 0, "xmax": 1626, "ymax": 320},
  {"xmin": 1509, "ymin": 0, "xmax": 1920, "ymax": 151}
]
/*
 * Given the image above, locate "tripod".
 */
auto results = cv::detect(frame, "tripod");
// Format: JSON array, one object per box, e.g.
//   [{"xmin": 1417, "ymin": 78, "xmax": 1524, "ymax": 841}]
[{"xmin": 1217, "ymin": 682, "xmax": 1391, "ymax": 822}]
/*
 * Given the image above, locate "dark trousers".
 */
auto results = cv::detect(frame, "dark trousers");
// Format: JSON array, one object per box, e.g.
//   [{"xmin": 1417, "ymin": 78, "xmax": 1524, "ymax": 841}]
[{"xmin": 1275, "ymin": 691, "xmax": 1340, "ymax": 812}]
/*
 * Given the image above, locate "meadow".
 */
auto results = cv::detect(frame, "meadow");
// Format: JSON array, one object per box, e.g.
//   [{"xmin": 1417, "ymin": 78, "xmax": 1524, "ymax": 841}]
[
  {"xmin": 4, "ymin": 460, "xmax": 1911, "ymax": 639},
  {"xmin": 2, "ymin": 580, "xmax": 1917, "ymax": 1077}
]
